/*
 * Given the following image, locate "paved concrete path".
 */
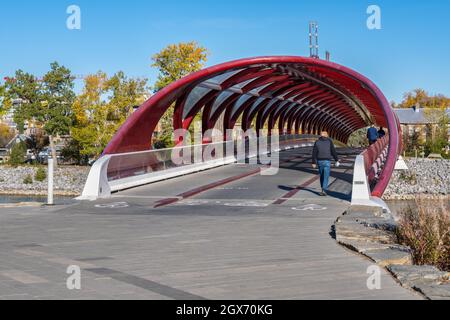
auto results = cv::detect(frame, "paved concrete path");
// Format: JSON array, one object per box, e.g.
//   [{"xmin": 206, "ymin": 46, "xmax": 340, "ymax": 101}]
[{"xmin": 0, "ymin": 148, "xmax": 421, "ymax": 300}]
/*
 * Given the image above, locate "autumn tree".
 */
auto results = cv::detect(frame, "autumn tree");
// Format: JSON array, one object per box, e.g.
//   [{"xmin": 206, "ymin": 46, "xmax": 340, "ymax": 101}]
[
  {"xmin": 104, "ymin": 71, "xmax": 148, "ymax": 127},
  {"xmin": 151, "ymin": 42, "xmax": 208, "ymax": 147},
  {"xmin": 152, "ymin": 42, "xmax": 209, "ymax": 92},
  {"xmin": 70, "ymin": 72, "xmax": 107, "ymax": 161},
  {"xmin": 0, "ymin": 123, "xmax": 15, "ymax": 147},
  {"xmin": 69, "ymin": 72, "xmax": 148, "ymax": 162},
  {"xmin": 398, "ymin": 89, "xmax": 450, "ymax": 109},
  {"xmin": 0, "ymin": 84, "xmax": 5, "ymax": 116}
]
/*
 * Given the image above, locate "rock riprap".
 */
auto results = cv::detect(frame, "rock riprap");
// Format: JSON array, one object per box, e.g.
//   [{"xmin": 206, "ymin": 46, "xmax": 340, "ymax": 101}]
[
  {"xmin": 0, "ymin": 166, "xmax": 90, "ymax": 196},
  {"xmin": 384, "ymin": 159, "xmax": 450, "ymax": 200}
]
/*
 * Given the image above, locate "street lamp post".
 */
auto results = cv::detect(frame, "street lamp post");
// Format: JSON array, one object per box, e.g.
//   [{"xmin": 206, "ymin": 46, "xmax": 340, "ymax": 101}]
[{"xmin": 48, "ymin": 156, "xmax": 54, "ymax": 206}]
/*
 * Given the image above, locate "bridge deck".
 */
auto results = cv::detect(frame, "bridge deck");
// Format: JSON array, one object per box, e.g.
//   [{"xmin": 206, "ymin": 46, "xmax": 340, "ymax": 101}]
[{"xmin": 0, "ymin": 148, "xmax": 420, "ymax": 300}]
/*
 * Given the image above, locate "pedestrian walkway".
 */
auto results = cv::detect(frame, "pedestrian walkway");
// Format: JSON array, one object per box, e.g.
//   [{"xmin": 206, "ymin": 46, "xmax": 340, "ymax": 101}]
[{"xmin": 0, "ymin": 148, "xmax": 421, "ymax": 300}]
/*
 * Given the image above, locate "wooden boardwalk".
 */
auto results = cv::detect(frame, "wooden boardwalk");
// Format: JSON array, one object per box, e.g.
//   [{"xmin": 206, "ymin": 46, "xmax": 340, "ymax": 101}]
[{"xmin": 0, "ymin": 148, "xmax": 421, "ymax": 300}]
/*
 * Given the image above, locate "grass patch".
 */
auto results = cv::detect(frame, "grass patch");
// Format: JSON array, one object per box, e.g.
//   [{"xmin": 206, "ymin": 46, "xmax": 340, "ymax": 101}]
[
  {"xmin": 397, "ymin": 198, "xmax": 450, "ymax": 272},
  {"xmin": 35, "ymin": 167, "xmax": 47, "ymax": 182},
  {"xmin": 399, "ymin": 171, "xmax": 417, "ymax": 184},
  {"xmin": 23, "ymin": 174, "xmax": 33, "ymax": 185}
]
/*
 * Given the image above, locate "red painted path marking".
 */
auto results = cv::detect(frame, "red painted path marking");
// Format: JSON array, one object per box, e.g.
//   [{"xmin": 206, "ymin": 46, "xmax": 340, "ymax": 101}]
[{"xmin": 272, "ymin": 175, "xmax": 320, "ymax": 205}]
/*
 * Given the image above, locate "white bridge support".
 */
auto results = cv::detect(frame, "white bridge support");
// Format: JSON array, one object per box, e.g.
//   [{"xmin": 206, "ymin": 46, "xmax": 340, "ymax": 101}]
[
  {"xmin": 351, "ymin": 155, "xmax": 390, "ymax": 213},
  {"xmin": 78, "ymin": 156, "xmax": 112, "ymax": 201}
]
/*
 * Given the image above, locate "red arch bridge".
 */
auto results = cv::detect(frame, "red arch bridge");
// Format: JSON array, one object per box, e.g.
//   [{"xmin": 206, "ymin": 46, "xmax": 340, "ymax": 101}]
[{"xmin": 80, "ymin": 56, "xmax": 402, "ymax": 209}]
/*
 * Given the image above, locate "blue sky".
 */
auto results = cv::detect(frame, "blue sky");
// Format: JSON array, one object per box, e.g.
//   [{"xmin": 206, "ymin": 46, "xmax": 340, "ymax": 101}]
[{"xmin": 0, "ymin": 0, "xmax": 449, "ymax": 102}]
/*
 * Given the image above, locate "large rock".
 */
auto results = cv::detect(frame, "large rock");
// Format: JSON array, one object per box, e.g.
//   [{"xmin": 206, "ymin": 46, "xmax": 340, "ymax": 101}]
[
  {"xmin": 387, "ymin": 265, "xmax": 450, "ymax": 300},
  {"xmin": 364, "ymin": 248, "xmax": 412, "ymax": 267}
]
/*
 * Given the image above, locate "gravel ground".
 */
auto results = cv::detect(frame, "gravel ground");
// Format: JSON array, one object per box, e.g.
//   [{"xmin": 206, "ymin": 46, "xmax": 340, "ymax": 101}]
[
  {"xmin": 0, "ymin": 165, "xmax": 90, "ymax": 196},
  {"xmin": 384, "ymin": 159, "xmax": 450, "ymax": 200}
]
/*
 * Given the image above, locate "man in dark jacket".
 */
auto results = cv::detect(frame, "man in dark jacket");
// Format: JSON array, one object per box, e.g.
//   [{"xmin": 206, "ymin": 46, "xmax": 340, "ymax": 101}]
[
  {"xmin": 367, "ymin": 125, "xmax": 379, "ymax": 145},
  {"xmin": 378, "ymin": 127, "xmax": 386, "ymax": 139},
  {"xmin": 312, "ymin": 132, "xmax": 340, "ymax": 196}
]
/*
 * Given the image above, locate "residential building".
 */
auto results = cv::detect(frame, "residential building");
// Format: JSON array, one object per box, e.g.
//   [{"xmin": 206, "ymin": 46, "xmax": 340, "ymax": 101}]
[
  {"xmin": 394, "ymin": 106, "xmax": 450, "ymax": 143},
  {"xmin": 0, "ymin": 98, "xmax": 22, "ymax": 130}
]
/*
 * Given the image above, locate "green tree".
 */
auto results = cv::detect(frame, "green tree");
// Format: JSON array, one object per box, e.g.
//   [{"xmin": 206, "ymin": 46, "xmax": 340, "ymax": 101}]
[
  {"xmin": 348, "ymin": 128, "xmax": 369, "ymax": 148},
  {"xmin": 424, "ymin": 108, "xmax": 449, "ymax": 155},
  {"xmin": 9, "ymin": 141, "xmax": 27, "ymax": 167},
  {"xmin": 151, "ymin": 42, "xmax": 208, "ymax": 148},
  {"xmin": 2, "ymin": 70, "xmax": 43, "ymax": 133},
  {"xmin": 403, "ymin": 130, "xmax": 422, "ymax": 156},
  {"xmin": 2, "ymin": 63, "xmax": 76, "ymax": 166},
  {"xmin": 41, "ymin": 62, "xmax": 76, "ymax": 166}
]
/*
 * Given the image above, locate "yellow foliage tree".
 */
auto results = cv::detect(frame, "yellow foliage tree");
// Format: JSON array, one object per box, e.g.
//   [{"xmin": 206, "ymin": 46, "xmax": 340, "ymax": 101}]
[
  {"xmin": 399, "ymin": 89, "xmax": 450, "ymax": 109},
  {"xmin": 0, "ymin": 122, "xmax": 15, "ymax": 147},
  {"xmin": 152, "ymin": 41, "xmax": 209, "ymax": 92},
  {"xmin": 151, "ymin": 42, "xmax": 208, "ymax": 148}
]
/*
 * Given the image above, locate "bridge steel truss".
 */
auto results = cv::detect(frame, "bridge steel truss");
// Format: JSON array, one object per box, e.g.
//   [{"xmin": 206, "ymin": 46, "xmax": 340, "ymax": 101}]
[{"xmin": 102, "ymin": 56, "xmax": 401, "ymax": 197}]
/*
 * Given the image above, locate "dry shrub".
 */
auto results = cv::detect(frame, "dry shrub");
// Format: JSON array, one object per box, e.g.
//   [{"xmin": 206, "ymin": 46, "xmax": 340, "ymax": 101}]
[{"xmin": 397, "ymin": 197, "xmax": 450, "ymax": 271}]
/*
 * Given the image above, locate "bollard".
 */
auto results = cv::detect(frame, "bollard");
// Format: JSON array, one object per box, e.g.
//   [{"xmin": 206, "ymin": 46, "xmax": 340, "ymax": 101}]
[{"xmin": 48, "ymin": 157, "xmax": 54, "ymax": 206}]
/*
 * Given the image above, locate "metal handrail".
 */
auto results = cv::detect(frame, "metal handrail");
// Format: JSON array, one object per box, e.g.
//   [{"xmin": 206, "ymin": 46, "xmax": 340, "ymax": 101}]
[{"xmin": 361, "ymin": 136, "xmax": 389, "ymax": 189}]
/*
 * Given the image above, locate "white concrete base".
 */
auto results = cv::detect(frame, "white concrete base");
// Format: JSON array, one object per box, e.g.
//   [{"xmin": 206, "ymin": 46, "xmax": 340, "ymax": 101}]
[
  {"xmin": 351, "ymin": 155, "xmax": 391, "ymax": 213},
  {"xmin": 77, "ymin": 156, "xmax": 112, "ymax": 201},
  {"xmin": 395, "ymin": 156, "xmax": 409, "ymax": 171},
  {"xmin": 352, "ymin": 197, "xmax": 391, "ymax": 214}
]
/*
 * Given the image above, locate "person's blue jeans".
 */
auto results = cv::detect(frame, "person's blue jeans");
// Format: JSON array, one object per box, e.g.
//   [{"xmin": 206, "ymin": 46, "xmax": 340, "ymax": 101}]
[{"xmin": 318, "ymin": 160, "xmax": 331, "ymax": 192}]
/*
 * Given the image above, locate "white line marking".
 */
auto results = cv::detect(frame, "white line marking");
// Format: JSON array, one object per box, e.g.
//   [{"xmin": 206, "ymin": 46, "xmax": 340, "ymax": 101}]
[
  {"xmin": 95, "ymin": 202, "xmax": 130, "ymax": 209},
  {"xmin": 292, "ymin": 204, "xmax": 328, "ymax": 211}
]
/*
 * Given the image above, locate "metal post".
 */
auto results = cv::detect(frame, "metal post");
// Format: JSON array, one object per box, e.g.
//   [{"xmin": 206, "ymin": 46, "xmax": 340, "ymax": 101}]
[
  {"xmin": 309, "ymin": 21, "xmax": 319, "ymax": 59},
  {"xmin": 48, "ymin": 157, "xmax": 54, "ymax": 206}
]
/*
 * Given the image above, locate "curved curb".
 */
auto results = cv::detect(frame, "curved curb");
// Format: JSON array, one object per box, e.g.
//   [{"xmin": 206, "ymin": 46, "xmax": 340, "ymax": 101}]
[
  {"xmin": 334, "ymin": 205, "xmax": 450, "ymax": 300},
  {"xmin": 0, "ymin": 202, "xmax": 44, "ymax": 208}
]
